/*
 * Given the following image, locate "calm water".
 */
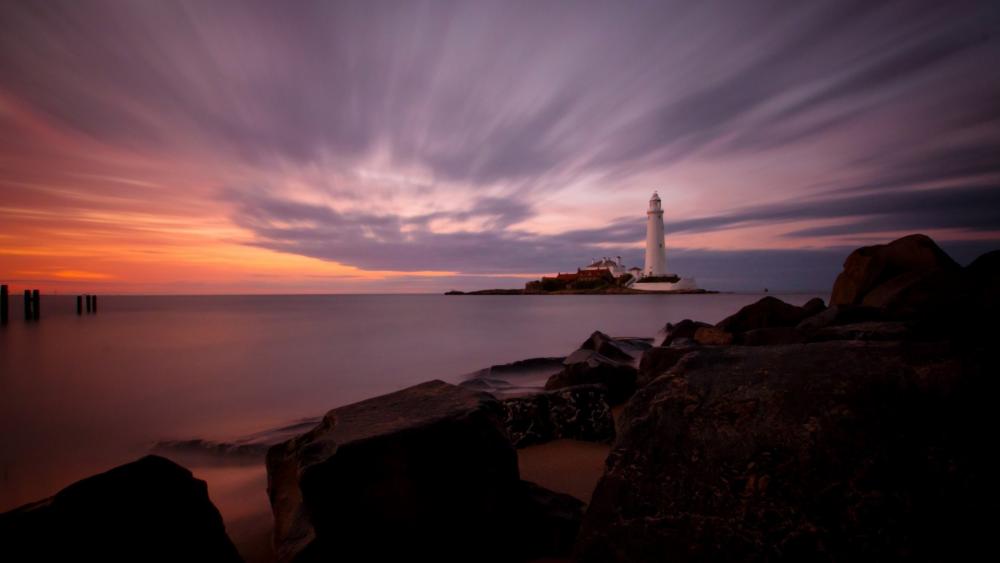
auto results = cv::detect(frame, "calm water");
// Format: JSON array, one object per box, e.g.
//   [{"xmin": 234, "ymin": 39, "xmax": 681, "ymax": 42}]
[{"xmin": 0, "ymin": 293, "xmax": 819, "ymax": 554}]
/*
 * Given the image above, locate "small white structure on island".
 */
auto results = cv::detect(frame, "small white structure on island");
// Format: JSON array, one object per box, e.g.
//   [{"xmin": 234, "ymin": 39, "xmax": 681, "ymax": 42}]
[{"xmin": 583, "ymin": 256, "xmax": 626, "ymax": 277}]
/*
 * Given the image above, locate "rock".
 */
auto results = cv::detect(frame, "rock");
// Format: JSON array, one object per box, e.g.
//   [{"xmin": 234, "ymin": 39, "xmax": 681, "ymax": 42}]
[
  {"xmin": 716, "ymin": 296, "xmax": 811, "ymax": 333},
  {"xmin": 962, "ymin": 249, "xmax": 1000, "ymax": 315},
  {"xmin": 796, "ymin": 304, "xmax": 884, "ymax": 330},
  {"xmin": 575, "ymin": 341, "xmax": 990, "ymax": 563},
  {"xmin": 578, "ymin": 331, "xmax": 635, "ymax": 362},
  {"xmin": 692, "ymin": 326, "xmax": 733, "ymax": 345},
  {"xmin": 266, "ymin": 380, "xmax": 579, "ymax": 562},
  {"xmin": 809, "ymin": 321, "xmax": 911, "ymax": 342},
  {"xmin": 0, "ymin": 455, "xmax": 243, "ymax": 562},
  {"xmin": 660, "ymin": 319, "xmax": 712, "ymax": 346},
  {"xmin": 511, "ymin": 480, "xmax": 586, "ymax": 557},
  {"xmin": 501, "ymin": 384, "xmax": 615, "ymax": 448},
  {"xmin": 741, "ymin": 326, "xmax": 807, "ymax": 346},
  {"xmin": 861, "ymin": 267, "xmax": 961, "ymax": 316},
  {"xmin": 802, "ymin": 297, "xmax": 826, "ymax": 316},
  {"xmin": 545, "ymin": 351, "xmax": 637, "ymax": 405},
  {"xmin": 830, "ymin": 234, "xmax": 960, "ymax": 308},
  {"xmin": 637, "ymin": 346, "xmax": 696, "ymax": 387}
]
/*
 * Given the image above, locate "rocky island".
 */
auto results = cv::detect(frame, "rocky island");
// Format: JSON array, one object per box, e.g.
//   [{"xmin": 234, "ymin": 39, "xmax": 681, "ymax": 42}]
[{"xmin": 2, "ymin": 233, "xmax": 995, "ymax": 562}]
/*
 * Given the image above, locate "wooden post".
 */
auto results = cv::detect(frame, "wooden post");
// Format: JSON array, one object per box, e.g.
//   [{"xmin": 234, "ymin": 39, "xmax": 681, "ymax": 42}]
[
  {"xmin": 1, "ymin": 284, "xmax": 8, "ymax": 325},
  {"xmin": 92, "ymin": 295, "xmax": 98, "ymax": 314},
  {"xmin": 24, "ymin": 289, "xmax": 32, "ymax": 320},
  {"xmin": 31, "ymin": 289, "xmax": 40, "ymax": 320},
  {"xmin": 86, "ymin": 295, "xmax": 92, "ymax": 313},
  {"xmin": 77, "ymin": 295, "xmax": 83, "ymax": 315},
  {"xmin": 0, "ymin": 284, "xmax": 8, "ymax": 325}
]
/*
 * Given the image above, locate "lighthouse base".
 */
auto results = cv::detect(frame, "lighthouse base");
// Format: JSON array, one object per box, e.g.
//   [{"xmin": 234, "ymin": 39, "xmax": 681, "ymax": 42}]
[{"xmin": 632, "ymin": 278, "xmax": 698, "ymax": 292}]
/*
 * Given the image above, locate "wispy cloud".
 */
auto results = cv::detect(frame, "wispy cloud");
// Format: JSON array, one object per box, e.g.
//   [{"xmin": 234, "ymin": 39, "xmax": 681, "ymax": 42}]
[{"xmin": 0, "ymin": 0, "xmax": 997, "ymax": 291}]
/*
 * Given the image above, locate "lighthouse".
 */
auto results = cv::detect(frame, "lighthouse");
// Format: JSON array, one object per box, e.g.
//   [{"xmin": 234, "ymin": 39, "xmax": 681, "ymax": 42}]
[{"xmin": 644, "ymin": 191, "xmax": 668, "ymax": 276}]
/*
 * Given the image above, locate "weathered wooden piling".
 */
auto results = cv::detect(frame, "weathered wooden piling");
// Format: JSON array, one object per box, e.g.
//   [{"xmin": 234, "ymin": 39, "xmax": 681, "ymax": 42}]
[
  {"xmin": 86, "ymin": 295, "xmax": 92, "ymax": 313},
  {"xmin": 92, "ymin": 295, "xmax": 98, "ymax": 314},
  {"xmin": 1, "ymin": 284, "xmax": 8, "ymax": 325},
  {"xmin": 24, "ymin": 289, "xmax": 32, "ymax": 320},
  {"xmin": 31, "ymin": 289, "xmax": 40, "ymax": 320},
  {"xmin": 77, "ymin": 295, "xmax": 83, "ymax": 315}
]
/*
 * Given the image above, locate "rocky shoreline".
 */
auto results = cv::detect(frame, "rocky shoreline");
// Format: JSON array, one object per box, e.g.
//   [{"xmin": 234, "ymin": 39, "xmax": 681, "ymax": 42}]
[{"xmin": 2, "ymin": 233, "xmax": 995, "ymax": 562}]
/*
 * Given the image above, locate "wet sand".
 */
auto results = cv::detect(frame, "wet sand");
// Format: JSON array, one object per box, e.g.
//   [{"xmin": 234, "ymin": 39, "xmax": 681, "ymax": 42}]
[{"xmin": 517, "ymin": 439, "xmax": 611, "ymax": 503}]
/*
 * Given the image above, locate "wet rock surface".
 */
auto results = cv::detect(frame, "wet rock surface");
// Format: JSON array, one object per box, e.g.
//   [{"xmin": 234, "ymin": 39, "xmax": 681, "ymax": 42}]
[
  {"xmin": 545, "ymin": 350, "xmax": 637, "ymax": 405},
  {"xmin": 502, "ymin": 384, "xmax": 614, "ymax": 448},
  {"xmin": 660, "ymin": 319, "xmax": 712, "ymax": 346}
]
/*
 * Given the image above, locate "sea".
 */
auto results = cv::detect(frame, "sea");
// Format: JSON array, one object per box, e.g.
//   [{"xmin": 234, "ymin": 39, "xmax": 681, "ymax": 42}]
[{"xmin": 0, "ymin": 292, "xmax": 820, "ymax": 557}]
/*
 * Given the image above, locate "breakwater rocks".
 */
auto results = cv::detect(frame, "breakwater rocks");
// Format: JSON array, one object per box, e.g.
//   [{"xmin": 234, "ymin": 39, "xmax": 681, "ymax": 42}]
[{"xmin": 574, "ymin": 233, "xmax": 997, "ymax": 562}]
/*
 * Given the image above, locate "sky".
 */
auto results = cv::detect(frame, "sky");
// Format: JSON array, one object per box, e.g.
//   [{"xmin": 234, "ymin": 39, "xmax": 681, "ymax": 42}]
[{"xmin": 1, "ymin": 0, "xmax": 998, "ymax": 293}]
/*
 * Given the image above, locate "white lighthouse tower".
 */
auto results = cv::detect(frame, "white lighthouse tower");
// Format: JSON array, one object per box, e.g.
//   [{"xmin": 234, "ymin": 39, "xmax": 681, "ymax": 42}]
[{"xmin": 644, "ymin": 191, "xmax": 668, "ymax": 277}]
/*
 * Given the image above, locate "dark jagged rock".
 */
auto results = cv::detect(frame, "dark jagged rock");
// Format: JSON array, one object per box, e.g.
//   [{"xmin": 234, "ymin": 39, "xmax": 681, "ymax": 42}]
[
  {"xmin": 660, "ymin": 319, "xmax": 712, "ymax": 346},
  {"xmin": 960, "ymin": 249, "xmax": 1000, "ymax": 318},
  {"xmin": 513, "ymin": 480, "xmax": 586, "ymax": 555},
  {"xmin": 501, "ymin": 384, "xmax": 615, "ymax": 448},
  {"xmin": 545, "ymin": 350, "xmax": 637, "ymax": 405},
  {"xmin": 741, "ymin": 326, "xmax": 807, "ymax": 346},
  {"xmin": 0, "ymin": 455, "xmax": 243, "ymax": 562},
  {"xmin": 802, "ymin": 297, "xmax": 826, "ymax": 316},
  {"xmin": 578, "ymin": 330, "xmax": 635, "ymax": 362},
  {"xmin": 796, "ymin": 304, "xmax": 885, "ymax": 330},
  {"xmin": 266, "ymin": 380, "xmax": 579, "ymax": 562},
  {"xmin": 809, "ymin": 321, "xmax": 911, "ymax": 342},
  {"xmin": 575, "ymin": 341, "xmax": 990, "ymax": 563},
  {"xmin": 830, "ymin": 234, "xmax": 960, "ymax": 309},
  {"xmin": 716, "ymin": 296, "xmax": 811, "ymax": 334}
]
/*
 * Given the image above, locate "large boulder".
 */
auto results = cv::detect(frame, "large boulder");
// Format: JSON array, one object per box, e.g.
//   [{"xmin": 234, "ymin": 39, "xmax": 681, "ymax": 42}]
[
  {"xmin": 958, "ymin": 249, "xmax": 1000, "ymax": 318},
  {"xmin": 501, "ymin": 384, "xmax": 615, "ymax": 448},
  {"xmin": 575, "ymin": 341, "xmax": 990, "ymax": 562},
  {"xmin": 266, "ymin": 380, "xmax": 580, "ymax": 562},
  {"xmin": 0, "ymin": 455, "xmax": 242, "ymax": 562},
  {"xmin": 830, "ymin": 234, "xmax": 960, "ymax": 309},
  {"xmin": 545, "ymin": 350, "xmax": 637, "ymax": 405},
  {"xmin": 716, "ymin": 296, "xmax": 811, "ymax": 334}
]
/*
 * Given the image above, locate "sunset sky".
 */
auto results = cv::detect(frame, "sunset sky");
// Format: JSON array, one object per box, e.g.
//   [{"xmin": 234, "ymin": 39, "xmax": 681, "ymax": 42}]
[{"xmin": 1, "ymin": 0, "xmax": 998, "ymax": 293}]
